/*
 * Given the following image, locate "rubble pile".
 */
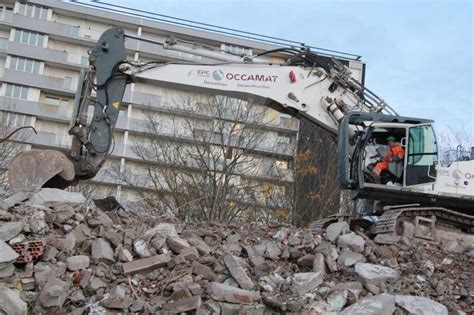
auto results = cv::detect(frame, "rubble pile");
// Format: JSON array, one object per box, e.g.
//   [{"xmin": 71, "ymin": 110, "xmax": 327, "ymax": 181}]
[{"xmin": 0, "ymin": 188, "xmax": 472, "ymax": 314}]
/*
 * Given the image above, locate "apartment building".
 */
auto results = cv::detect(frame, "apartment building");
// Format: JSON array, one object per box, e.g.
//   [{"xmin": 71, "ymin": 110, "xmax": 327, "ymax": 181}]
[{"xmin": 0, "ymin": 0, "xmax": 364, "ymax": 213}]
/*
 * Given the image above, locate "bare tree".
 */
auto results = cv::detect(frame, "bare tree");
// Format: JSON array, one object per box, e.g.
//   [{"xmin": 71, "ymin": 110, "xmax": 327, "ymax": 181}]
[
  {"xmin": 437, "ymin": 126, "xmax": 473, "ymax": 166},
  {"xmin": 285, "ymin": 117, "xmax": 341, "ymax": 226},
  {"xmin": 117, "ymin": 95, "xmax": 290, "ymax": 222},
  {"xmin": 0, "ymin": 110, "xmax": 34, "ymax": 187}
]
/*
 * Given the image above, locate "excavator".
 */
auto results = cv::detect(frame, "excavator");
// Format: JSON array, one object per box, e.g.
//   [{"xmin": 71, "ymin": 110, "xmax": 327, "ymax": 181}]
[{"xmin": 7, "ymin": 28, "xmax": 474, "ymax": 236}]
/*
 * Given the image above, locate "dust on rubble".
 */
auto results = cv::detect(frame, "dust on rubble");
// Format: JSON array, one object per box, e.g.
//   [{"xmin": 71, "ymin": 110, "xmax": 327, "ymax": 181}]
[{"xmin": 0, "ymin": 188, "xmax": 472, "ymax": 314}]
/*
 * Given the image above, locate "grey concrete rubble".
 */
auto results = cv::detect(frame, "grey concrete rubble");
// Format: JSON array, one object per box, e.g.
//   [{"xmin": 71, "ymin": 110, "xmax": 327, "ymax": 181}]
[{"xmin": 0, "ymin": 188, "xmax": 471, "ymax": 314}]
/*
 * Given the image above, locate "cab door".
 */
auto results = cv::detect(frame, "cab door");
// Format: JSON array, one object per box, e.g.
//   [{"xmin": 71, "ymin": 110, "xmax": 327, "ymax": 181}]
[{"xmin": 404, "ymin": 124, "xmax": 438, "ymax": 186}]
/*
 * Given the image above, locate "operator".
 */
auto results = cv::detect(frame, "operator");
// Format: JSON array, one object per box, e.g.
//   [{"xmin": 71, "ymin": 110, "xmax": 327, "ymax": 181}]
[{"xmin": 373, "ymin": 135, "xmax": 405, "ymax": 177}]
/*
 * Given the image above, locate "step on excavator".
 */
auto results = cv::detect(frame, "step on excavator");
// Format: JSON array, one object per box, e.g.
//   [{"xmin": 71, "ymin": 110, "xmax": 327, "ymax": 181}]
[{"xmin": 7, "ymin": 28, "xmax": 474, "ymax": 237}]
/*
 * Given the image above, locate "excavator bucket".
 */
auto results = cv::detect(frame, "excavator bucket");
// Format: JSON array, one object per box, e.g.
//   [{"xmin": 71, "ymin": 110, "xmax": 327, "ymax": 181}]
[{"xmin": 8, "ymin": 149, "xmax": 75, "ymax": 191}]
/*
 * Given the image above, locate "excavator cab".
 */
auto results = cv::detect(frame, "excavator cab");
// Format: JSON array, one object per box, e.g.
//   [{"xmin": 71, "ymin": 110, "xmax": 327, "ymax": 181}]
[{"xmin": 338, "ymin": 112, "xmax": 439, "ymax": 204}]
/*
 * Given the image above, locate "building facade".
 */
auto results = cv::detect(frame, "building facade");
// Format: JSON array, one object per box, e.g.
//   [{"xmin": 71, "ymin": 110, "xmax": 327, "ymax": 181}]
[{"xmin": 0, "ymin": 0, "xmax": 364, "ymax": 218}]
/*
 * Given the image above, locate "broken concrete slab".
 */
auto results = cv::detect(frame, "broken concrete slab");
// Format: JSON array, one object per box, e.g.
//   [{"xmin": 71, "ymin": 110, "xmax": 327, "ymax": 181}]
[
  {"xmin": 374, "ymin": 233, "xmax": 401, "ymax": 245},
  {"xmin": 66, "ymin": 255, "xmax": 90, "ymax": 271},
  {"xmin": 0, "ymin": 191, "xmax": 30, "ymax": 210},
  {"xmin": 313, "ymin": 253, "xmax": 326, "ymax": 274},
  {"xmin": 192, "ymin": 261, "xmax": 217, "ymax": 281},
  {"xmin": 340, "ymin": 293, "xmax": 395, "ymax": 315},
  {"xmin": 101, "ymin": 285, "xmax": 134, "ymax": 309},
  {"xmin": 354, "ymin": 263, "xmax": 399, "ymax": 288},
  {"xmin": 167, "ymin": 237, "xmax": 190, "ymax": 254},
  {"xmin": 123, "ymin": 253, "xmax": 171, "ymax": 275},
  {"xmin": 224, "ymin": 253, "xmax": 254, "ymax": 290},
  {"xmin": 291, "ymin": 272, "xmax": 323, "ymax": 295},
  {"xmin": 0, "ymin": 284, "xmax": 27, "ymax": 315},
  {"xmin": 0, "ymin": 221, "xmax": 24, "ymax": 241},
  {"xmin": 91, "ymin": 238, "xmax": 115, "ymax": 264},
  {"xmin": 338, "ymin": 249, "xmax": 366, "ymax": 267},
  {"xmin": 30, "ymin": 188, "xmax": 86, "ymax": 206},
  {"xmin": 0, "ymin": 240, "xmax": 19, "ymax": 264},
  {"xmin": 326, "ymin": 221, "xmax": 350, "ymax": 243},
  {"xmin": 163, "ymin": 296, "xmax": 202, "ymax": 313},
  {"xmin": 395, "ymin": 295, "xmax": 448, "ymax": 315},
  {"xmin": 207, "ymin": 282, "xmax": 260, "ymax": 305},
  {"xmin": 39, "ymin": 277, "xmax": 70, "ymax": 308},
  {"xmin": 337, "ymin": 233, "xmax": 365, "ymax": 253}
]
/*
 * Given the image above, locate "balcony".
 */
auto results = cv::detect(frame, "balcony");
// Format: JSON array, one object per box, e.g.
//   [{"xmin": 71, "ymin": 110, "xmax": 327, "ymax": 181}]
[
  {"xmin": 2, "ymin": 69, "xmax": 74, "ymax": 95},
  {"xmin": 0, "ymin": 11, "xmax": 96, "ymax": 46}
]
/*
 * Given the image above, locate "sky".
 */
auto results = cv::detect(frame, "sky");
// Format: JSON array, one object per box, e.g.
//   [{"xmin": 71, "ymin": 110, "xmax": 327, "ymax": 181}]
[{"xmin": 99, "ymin": 0, "xmax": 473, "ymax": 139}]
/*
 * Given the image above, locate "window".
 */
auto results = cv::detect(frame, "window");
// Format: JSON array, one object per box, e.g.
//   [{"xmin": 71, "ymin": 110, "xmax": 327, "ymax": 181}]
[
  {"xmin": 80, "ymin": 56, "xmax": 89, "ymax": 66},
  {"xmin": 406, "ymin": 124, "xmax": 438, "ymax": 186},
  {"xmin": 4, "ymin": 84, "xmax": 28, "ymax": 100},
  {"xmin": 8, "ymin": 56, "xmax": 41, "ymax": 74},
  {"xmin": 44, "ymin": 96, "xmax": 70, "ymax": 106},
  {"xmin": 221, "ymin": 43, "xmax": 252, "ymax": 56},
  {"xmin": 12, "ymin": 29, "xmax": 45, "ymax": 47},
  {"xmin": 64, "ymin": 77, "xmax": 72, "ymax": 90},
  {"xmin": 71, "ymin": 26, "xmax": 80, "ymax": 37},
  {"xmin": 18, "ymin": 3, "xmax": 49, "ymax": 20},
  {"xmin": 4, "ymin": 112, "xmax": 30, "ymax": 127}
]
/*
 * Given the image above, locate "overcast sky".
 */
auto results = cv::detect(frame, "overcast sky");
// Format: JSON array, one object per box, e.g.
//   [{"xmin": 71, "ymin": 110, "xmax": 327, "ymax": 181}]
[{"xmin": 103, "ymin": 0, "xmax": 473, "ymax": 138}]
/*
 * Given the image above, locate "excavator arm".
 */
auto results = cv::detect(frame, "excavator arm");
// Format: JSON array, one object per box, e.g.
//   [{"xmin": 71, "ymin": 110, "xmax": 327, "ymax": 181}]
[{"xmin": 8, "ymin": 27, "xmax": 394, "ymax": 190}]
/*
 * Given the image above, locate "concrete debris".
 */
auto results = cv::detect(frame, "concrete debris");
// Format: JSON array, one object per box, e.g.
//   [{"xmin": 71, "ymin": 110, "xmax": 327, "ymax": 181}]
[
  {"xmin": 0, "ymin": 221, "xmax": 24, "ymax": 241},
  {"xmin": 91, "ymin": 238, "xmax": 115, "ymax": 264},
  {"xmin": 0, "ymin": 239, "xmax": 19, "ymax": 263},
  {"xmin": 291, "ymin": 272, "xmax": 323, "ymax": 295},
  {"xmin": 0, "ymin": 188, "xmax": 471, "ymax": 314},
  {"xmin": 29, "ymin": 188, "xmax": 86, "ymax": 206},
  {"xmin": 338, "ymin": 232, "xmax": 366, "ymax": 253},
  {"xmin": 0, "ymin": 284, "xmax": 28, "ymax": 315},
  {"xmin": 207, "ymin": 282, "xmax": 260, "ymax": 304},
  {"xmin": 395, "ymin": 295, "xmax": 449, "ymax": 315},
  {"xmin": 122, "ymin": 253, "xmax": 171, "ymax": 275},
  {"xmin": 341, "ymin": 293, "xmax": 395, "ymax": 315},
  {"xmin": 66, "ymin": 255, "xmax": 90, "ymax": 271},
  {"xmin": 39, "ymin": 277, "xmax": 70, "ymax": 308},
  {"xmin": 326, "ymin": 221, "xmax": 350, "ymax": 243}
]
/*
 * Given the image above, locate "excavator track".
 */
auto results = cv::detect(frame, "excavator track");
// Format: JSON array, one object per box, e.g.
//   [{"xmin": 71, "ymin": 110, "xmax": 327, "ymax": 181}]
[{"xmin": 374, "ymin": 206, "xmax": 474, "ymax": 235}]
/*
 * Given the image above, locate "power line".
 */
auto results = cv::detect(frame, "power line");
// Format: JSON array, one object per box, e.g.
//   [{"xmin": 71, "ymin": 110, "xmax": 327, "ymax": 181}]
[{"xmin": 67, "ymin": 0, "xmax": 361, "ymax": 60}]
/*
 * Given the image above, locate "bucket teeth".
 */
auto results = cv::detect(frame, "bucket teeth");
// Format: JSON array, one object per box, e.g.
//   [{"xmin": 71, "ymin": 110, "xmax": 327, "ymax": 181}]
[{"xmin": 8, "ymin": 149, "xmax": 75, "ymax": 191}]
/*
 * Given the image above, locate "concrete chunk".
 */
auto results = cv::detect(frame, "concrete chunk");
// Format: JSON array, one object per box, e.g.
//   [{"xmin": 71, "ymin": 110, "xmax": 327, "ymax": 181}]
[
  {"xmin": 355, "ymin": 263, "xmax": 400, "ymax": 287},
  {"xmin": 167, "ymin": 237, "xmax": 190, "ymax": 253},
  {"xmin": 39, "ymin": 278, "xmax": 70, "ymax": 308},
  {"xmin": 123, "ymin": 253, "xmax": 171, "ymax": 275},
  {"xmin": 91, "ymin": 238, "xmax": 115, "ymax": 264},
  {"xmin": 291, "ymin": 272, "xmax": 323, "ymax": 295},
  {"xmin": 30, "ymin": 188, "xmax": 85, "ymax": 206},
  {"xmin": 395, "ymin": 295, "xmax": 448, "ymax": 315},
  {"xmin": 0, "ymin": 284, "xmax": 27, "ymax": 315},
  {"xmin": 207, "ymin": 282, "xmax": 260, "ymax": 304},
  {"xmin": 341, "ymin": 293, "xmax": 395, "ymax": 315},
  {"xmin": 0, "ymin": 240, "xmax": 19, "ymax": 263},
  {"xmin": 0, "ymin": 222, "xmax": 24, "ymax": 241},
  {"xmin": 338, "ymin": 249, "xmax": 366, "ymax": 267},
  {"xmin": 337, "ymin": 233, "xmax": 365, "ymax": 253},
  {"xmin": 66, "ymin": 255, "xmax": 90, "ymax": 271},
  {"xmin": 326, "ymin": 221, "xmax": 350, "ymax": 243},
  {"xmin": 224, "ymin": 254, "xmax": 254, "ymax": 290},
  {"xmin": 192, "ymin": 261, "xmax": 217, "ymax": 281},
  {"xmin": 163, "ymin": 296, "xmax": 202, "ymax": 313}
]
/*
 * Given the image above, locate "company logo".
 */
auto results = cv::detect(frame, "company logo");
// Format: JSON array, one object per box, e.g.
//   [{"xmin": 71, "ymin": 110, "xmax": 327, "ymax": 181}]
[
  {"xmin": 452, "ymin": 170, "xmax": 462, "ymax": 180},
  {"xmin": 212, "ymin": 70, "xmax": 225, "ymax": 81}
]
